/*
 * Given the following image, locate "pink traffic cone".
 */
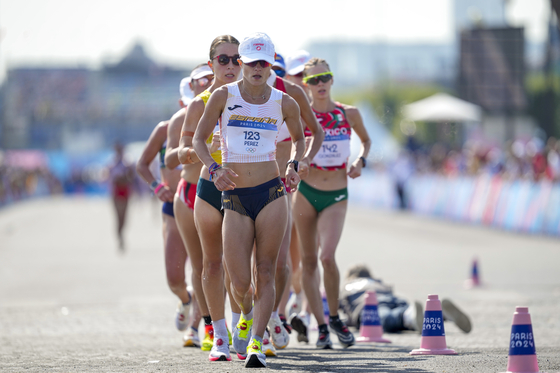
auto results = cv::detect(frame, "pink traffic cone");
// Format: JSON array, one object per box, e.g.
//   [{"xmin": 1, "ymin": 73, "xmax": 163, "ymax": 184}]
[
  {"xmin": 410, "ymin": 294, "xmax": 457, "ymax": 355},
  {"xmin": 356, "ymin": 291, "xmax": 391, "ymax": 343},
  {"xmin": 500, "ymin": 307, "xmax": 542, "ymax": 373},
  {"xmin": 464, "ymin": 258, "xmax": 482, "ymax": 289}
]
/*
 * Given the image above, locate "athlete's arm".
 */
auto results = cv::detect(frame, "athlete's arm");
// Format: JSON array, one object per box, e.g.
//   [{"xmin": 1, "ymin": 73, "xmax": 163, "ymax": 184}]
[
  {"xmin": 282, "ymin": 94, "xmax": 305, "ymax": 189},
  {"xmin": 178, "ymin": 98, "xmax": 205, "ymax": 164},
  {"xmin": 345, "ymin": 105, "xmax": 371, "ymax": 179},
  {"xmin": 193, "ymin": 87, "xmax": 237, "ymax": 190},
  {"xmin": 164, "ymin": 110, "xmax": 185, "ymax": 169},
  {"xmin": 285, "ymin": 81, "xmax": 324, "ymax": 178},
  {"xmin": 136, "ymin": 122, "xmax": 174, "ymax": 202}
]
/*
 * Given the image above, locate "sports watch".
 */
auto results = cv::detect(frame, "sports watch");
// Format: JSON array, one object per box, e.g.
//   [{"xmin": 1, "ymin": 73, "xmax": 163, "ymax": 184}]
[
  {"xmin": 286, "ymin": 159, "xmax": 299, "ymax": 172},
  {"xmin": 359, "ymin": 156, "xmax": 367, "ymax": 167},
  {"xmin": 150, "ymin": 180, "xmax": 160, "ymax": 191}
]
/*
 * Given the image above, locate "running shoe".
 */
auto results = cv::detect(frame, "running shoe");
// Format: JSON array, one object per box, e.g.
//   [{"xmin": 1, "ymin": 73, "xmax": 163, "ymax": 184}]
[
  {"xmin": 175, "ymin": 301, "xmax": 190, "ymax": 332},
  {"xmin": 442, "ymin": 299, "xmax": 472, "ymax": 333},
  {"xmin": 262, "ymin": 329, "xmax": 277, "ymax": 357},
  {"xmin": 267, "ymin": 314, "xmax": 290, "ymax": 349},
  {"xmin": 201, "ymin": 324, "xmax": 214, "ymax": 351},
  {"xmin": 208, "ymin": 337, "xmax": 232, "ymax": 362},
  {"xmin": 329, "ymin": 318, "xmax": 355, "ymax": 348},
  {"xmin": 245, "ymin": 338, "xmax": 266, "ymax": 368},
  {"xmin": 233, "ymin": 314, "xmax": 253, "ymax": 356},
  {"xmin": 183, "ymin": 327, "xmax": 201, "ymax": 348},
  {"xmin": 316, "ymin": 329, "xmax": 333, "ymax": 349},
  {"xmin": 279, "ymin": 314, "xmax": 292, "ymax": 334},
  {"xmin": 289, "ymin": 313, "xmax": 309, "ymax": 343}
]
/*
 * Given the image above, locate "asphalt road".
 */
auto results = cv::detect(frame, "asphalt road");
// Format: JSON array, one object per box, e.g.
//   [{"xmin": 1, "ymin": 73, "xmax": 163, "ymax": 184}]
[{"xmin": 1, "ymin": 196, "xmax": 559, "ymax": 372}]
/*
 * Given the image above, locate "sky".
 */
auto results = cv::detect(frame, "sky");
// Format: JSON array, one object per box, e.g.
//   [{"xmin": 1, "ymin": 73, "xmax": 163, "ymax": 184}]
[{"xmin": 0, "ymin": 0, "xmax": 551, "ymax": 81}]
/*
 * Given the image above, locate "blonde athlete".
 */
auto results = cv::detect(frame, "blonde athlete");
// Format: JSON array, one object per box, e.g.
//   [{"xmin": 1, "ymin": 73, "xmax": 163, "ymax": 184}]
[
  {"xmin": 177, "ymin": 35, "xmax": 242, "ymax": 362},
  {"xmin": 293, "ymin": 57, "xmax": 371, "ymax": 349},
  {"xmin": 193, "ymin": 32, "xmax": 305, "ymax": 368},
  {"xmin": 164, "ymin": 66, "xmax": 214, "ymax": 347},
  {"xmin": 264, "ymin": 68, "xmax": 324, "ymax": 354}
]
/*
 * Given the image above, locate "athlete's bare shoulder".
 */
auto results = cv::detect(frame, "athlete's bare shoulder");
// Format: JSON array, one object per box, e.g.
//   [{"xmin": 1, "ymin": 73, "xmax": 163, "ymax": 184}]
[{"xmin": 338, "ymin": 103, "xmax": 362, "ymax": 125}]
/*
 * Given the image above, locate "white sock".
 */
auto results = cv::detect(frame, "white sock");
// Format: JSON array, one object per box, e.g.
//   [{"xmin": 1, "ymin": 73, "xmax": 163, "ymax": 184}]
[
  {"xmin": 271, "ymin": 311, "xmax": 279, "ymax": 320},
  {"xmin": 243, "ymin": 308, "xmax": 253, "ymax": 321},
  {"xmin": 212, "ymin": 318, "xmax": 228, "ymax": 340},
  {"xmin": 232, "ymin": 312, "xmax": 241, "ymax": 327}
]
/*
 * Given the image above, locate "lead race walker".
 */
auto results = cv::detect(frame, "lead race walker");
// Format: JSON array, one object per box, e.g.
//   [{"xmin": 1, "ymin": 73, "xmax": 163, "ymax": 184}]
[{"xmin": 193, "ymin": 32, "xmax": 305, "ymax": 368}]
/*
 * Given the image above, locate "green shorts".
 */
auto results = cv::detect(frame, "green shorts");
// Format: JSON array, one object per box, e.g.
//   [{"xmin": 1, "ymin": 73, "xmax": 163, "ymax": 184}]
[{"xmin": 297, "ymin": 180, "xmax": 348, "ymax": 213}]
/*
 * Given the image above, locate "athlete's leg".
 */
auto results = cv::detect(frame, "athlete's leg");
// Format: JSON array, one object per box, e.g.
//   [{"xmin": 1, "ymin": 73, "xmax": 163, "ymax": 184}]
[
  {"xmin": 252, "ymin": 196, "xmax": 289, "ymax": 338},
  {"xmin": 292, "ymin": 191, "xmax": 325, "ymax": 326},
  {"xmin": 223, "ymin": 211, "xmax": 255, "ymax": 316},
  {"xmin": 316, "ymin": 200, "xmax": 348, "ymax": 315},
  {"xmin": 174, "ymin": 194, "xmax": 207, "ymax": 315},
  {"xmin": 195, "ymin": 197, "xmax": 226, "ymax": 321},
  {"xmin": 273, "ymin": 197, "xmax": 292, "ymax": 312},
  {"xmin": 162, "ymin": 212, "xmax": 190, "ymax": 303}
]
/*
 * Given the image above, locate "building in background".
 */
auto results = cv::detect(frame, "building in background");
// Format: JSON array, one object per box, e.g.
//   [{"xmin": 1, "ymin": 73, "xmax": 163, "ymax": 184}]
[{"xmin": 1, "ymin": 43, "xmax": 189, "ymax": 151}]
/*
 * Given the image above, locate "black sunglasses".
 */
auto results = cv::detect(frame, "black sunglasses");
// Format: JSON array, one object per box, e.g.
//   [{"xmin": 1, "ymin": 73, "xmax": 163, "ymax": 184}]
[
  {"xmin": 305, "ymin": 74, "xmax": 333, "ymax": 85},
  {"xmin": 213, "ymin": 54, "xmax": 240, "ymax": 66}
]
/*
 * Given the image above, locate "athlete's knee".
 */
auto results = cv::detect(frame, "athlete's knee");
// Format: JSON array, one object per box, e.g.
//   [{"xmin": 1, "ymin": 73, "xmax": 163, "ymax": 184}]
[
  {"xmin": 167, "ymin": 273, "xmax": 186, "ymax": 294},
  {"xmin": 255, "ymin": 262, "xmax": 275, "ymax": 284},
  {"xmin": 203, "ymin": 258, "xmax": 223, "ymax": 278},
  {"xmin": 320, "ymin": 252, "xmax": 337, "ymax": 271},
  {"xmin": 301, "ymin": 255, "xmax": 318, "ymax": 272}
]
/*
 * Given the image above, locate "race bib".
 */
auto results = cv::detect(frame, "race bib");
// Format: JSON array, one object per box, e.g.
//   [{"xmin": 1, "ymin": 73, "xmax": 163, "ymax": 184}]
[
  {"xmin": 226, "ymin": 115, "xmax": 278, "ymax": 156},
  {"xmin": 313, "ymin": 127, "xmax": 351, "ymax": 167}
]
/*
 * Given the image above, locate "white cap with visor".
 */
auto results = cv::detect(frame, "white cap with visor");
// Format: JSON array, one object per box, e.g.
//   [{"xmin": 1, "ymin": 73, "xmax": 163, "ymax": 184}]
[{"xmin": 239, "ymin": 32, "xmax": 276, "ymax": 65}]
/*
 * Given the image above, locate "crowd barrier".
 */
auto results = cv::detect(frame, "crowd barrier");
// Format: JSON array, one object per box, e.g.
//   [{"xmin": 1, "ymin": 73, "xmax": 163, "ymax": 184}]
[{"xmin": 349, "ymin": 171, "xmax": 560, "ymax": 237}]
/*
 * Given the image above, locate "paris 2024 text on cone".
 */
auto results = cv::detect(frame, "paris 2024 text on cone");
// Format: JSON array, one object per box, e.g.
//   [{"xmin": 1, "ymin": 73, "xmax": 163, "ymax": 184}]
[
  {"xmin": 410, "ymin": 294, "xmax": 457, "ymax": 355},
  {"xmin": 356, "ymin": 290, "xmax": 391, "ymax": 343},
  {"xmin": 501, "ymin": 306, "xmax": 542, "ymax": 373}
]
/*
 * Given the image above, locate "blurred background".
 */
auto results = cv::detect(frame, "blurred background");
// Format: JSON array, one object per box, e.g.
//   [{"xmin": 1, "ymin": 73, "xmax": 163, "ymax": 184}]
[{"xmin": 0, "ymin": 0, "xmax": 559, "ymax": 236}]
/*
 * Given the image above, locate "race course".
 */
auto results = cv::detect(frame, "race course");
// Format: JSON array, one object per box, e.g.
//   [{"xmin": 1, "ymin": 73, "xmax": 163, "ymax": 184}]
[{"xmin": 1, "ymin": 196, "xmax": 559, "ymax": 372}]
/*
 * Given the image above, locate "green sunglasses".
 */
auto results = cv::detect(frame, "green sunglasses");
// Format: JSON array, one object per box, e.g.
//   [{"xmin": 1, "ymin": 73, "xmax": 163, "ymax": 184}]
[{"xmin": 303, "ymin": 71, "xmax": 334, "ymax": 85}]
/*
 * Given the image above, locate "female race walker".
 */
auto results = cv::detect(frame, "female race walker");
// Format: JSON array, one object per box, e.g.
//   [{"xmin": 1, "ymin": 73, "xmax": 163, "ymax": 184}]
[
  {"xmin": 193, "ymin": 32, "xmax": 305, "ymax": 368},
  {"xmin": 165, "ymin": 63, "xmax": 222, "ymax": 351},
  {"xmin": 137, "ymin": 72, "xmax": 212, "ymax": 346},
  {"xmin": 177, "ymin": 35, "xmax": 242, "ymax": 360},
  {"xmin": 293, "ymin": 57, "xmax": 371, "ymax": 349},
  {"xmin": 107, "ymin": 142, "xmax": 135, "ymax": 251}
]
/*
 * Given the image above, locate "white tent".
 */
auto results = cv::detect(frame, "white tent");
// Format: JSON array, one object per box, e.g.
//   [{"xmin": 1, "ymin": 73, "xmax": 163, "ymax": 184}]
[{"xmin": 402, "ymin": 93, "xmax": 482, "ymax": 122}]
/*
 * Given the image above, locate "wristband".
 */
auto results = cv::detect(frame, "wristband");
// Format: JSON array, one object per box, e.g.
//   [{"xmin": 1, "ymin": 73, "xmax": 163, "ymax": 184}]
[
  {"xmin": 208, "ymin": 162, "xmax": 222, "ymax": 181},
  {"xmin": 359, "ymin": 156, "xmax": 367, "ymax": 168},
  {"xmin": 154, "ymin": 183, "xmax": 165, "ymax": 194},
  {"xmin": 150, "ymin": 180, "xmax": 160, "ymax": 191}
]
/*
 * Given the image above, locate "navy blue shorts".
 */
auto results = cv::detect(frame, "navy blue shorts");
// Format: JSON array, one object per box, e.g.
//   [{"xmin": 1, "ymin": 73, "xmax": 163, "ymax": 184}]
[
  {"xmin": 162, "ymin": 201, "xmax": 174, "ymax": 217},
  {"xmin": 222, "ymin": 177, "xmax": 287, "ymax": 221}
]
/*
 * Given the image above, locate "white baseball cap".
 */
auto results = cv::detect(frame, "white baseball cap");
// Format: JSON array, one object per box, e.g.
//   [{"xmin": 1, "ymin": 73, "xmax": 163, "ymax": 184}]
[
  {"xmin": 179, "ymin": 77, "xmax": 193, "ymax": 105},
  {"xmin": 286, "ymin": 50, "xmax": 311, "ymax": 75},
  {"xmin": 239, "ymin": 32, "xmax": 276, "ymax": 65},
  {"xmin": 190, "ymin": 64, "xmax": 213, "ymax": 80}
]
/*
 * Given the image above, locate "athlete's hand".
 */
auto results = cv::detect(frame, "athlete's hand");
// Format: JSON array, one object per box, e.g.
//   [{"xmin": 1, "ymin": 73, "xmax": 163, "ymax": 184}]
[
  {"xmin": 347, "ymin": 159, "xmax": 363, "ymax": 179},
  {"xmin": 298, "ymin": 157, "xmax": 311, "ymax": 179},
  {"xmin": 213, "ymin": 167, "xmax": 238, "ymax": 191},
  {"xmin": 285, "ymin": 167, "xmax": 301, "ymax": 190},
  {"xmin": 156, "ymin": 185, "xmax": 175, "ymax": 202},
  {"xmin": 209, "ymin": 131, "xmax": 221, "ymax": 154}
]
